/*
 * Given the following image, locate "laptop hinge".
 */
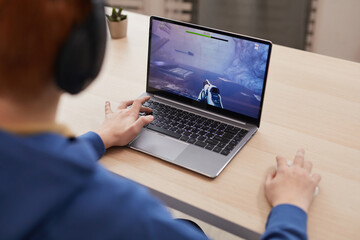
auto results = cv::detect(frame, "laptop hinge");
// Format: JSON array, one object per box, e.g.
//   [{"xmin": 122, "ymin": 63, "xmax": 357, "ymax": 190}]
[{"xmin": 153, "ymin": 95, "xmax": 247, "ymax": 126}]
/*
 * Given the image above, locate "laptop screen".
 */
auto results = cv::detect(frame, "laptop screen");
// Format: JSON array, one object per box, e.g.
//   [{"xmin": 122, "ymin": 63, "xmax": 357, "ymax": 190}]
[{"xmin": 147, "ymin": 17, "xmax": 272, "ymax": 125}]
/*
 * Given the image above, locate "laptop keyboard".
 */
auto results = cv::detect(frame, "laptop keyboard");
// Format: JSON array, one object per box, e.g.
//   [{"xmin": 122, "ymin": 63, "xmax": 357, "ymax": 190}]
[{"xmin": 141, "ymin": 100, "xmax": 248, "ymax": 156}]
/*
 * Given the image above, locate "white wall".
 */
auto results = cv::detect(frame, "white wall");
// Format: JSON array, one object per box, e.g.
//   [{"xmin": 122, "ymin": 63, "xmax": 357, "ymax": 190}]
[{"xmin": 312, "ymin": 0, "xmax": 360, "ymax": 62}]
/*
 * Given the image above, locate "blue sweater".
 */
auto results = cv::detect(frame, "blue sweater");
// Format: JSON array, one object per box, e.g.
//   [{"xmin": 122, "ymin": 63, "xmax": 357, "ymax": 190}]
[{"xmin": 0, "ymin": 130, "xmax": 307, "ymax": 240}]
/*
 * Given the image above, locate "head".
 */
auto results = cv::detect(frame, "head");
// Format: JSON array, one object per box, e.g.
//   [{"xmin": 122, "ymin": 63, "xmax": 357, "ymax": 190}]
[{"xmin": 0, "ymin": 0, "xmax": 104, "ymax": 102}]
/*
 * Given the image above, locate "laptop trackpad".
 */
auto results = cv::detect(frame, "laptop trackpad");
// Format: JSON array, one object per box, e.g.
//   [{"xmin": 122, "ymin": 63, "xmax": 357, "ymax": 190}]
[{"xmin": 130, "ymin": 129, "xmax": 188, "ymax": 161}]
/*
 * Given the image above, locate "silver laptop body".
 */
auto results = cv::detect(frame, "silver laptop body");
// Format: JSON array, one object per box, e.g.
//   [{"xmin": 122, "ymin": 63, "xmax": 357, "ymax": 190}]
[{"xmin": 129, "ymin": 16, "xmax": 272, "ymax": 178}]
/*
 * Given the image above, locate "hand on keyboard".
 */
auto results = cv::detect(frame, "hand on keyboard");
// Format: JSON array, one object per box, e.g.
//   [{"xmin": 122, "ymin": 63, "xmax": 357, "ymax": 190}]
[{"xmin": 95, "ymin": 96, "xmax": 154, "ymax": 148}]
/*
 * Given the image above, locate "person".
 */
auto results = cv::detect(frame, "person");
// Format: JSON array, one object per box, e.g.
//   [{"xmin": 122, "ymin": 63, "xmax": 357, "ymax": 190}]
[{"xmin": 0, "ymin": 0, "xmax": 321, "ymax": 239}]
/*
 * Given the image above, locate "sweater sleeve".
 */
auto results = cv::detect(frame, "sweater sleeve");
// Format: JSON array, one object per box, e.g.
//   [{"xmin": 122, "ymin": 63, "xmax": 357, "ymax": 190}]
[
  {"xmin": 77, "ymin": 131, "xmax": 106, "ymax": 160},
  {"xmin": 261, "ymin": 204, "xmax": 308, "ymax": 240}
]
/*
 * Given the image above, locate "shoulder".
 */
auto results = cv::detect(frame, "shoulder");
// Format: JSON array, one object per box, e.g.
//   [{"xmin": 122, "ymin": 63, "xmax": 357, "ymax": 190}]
[
  {"xmin": 0, "ymin": 130, "xmax": 102, "ymax": 208},
  {"xmin": 0, "ymin": 130, "xmax": 102, "ymax": 169},
  {"xmin": 0, "ymin": 131, "xmax": 101, "ymax": 239}
]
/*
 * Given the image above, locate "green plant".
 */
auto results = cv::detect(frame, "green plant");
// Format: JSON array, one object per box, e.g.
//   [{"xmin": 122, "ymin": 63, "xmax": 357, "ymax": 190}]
[{"xmin": 106, "ymin": 7, "xmax": 127, "ymax": 22}]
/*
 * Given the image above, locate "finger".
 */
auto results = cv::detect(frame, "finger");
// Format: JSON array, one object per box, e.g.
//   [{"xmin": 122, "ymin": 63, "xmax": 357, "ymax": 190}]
[
  {"xmin": 131, "ymin": 115, "xmax": 154, "ymax": 134},
  {"xmin": 118, "ymin": 100, "xmax": 134, "ymax": 109},
  {"xmin": 293, "ymin": 148, "xmax": 305, "ymax": 167},
  {"xmin": 105, "ymin": 101, "xmax": 113, "ymax": 116},
  {"xmin": 304, "ymin": 160, "xmax": 313, "ymax": 173},
  {"xmin": 129, "ymin": 98, "xmax": 144, "ymax": 114},
  {"xmin": 142, "ymin": 95, "xmax": 151, "ymax": 102},
  {"xmin": 137, "ymin": 95, "xmax": 151, "ymax": 105},
  {"xmin": 276, "ymin": 155, "xmax": 287, "ymax": 169},
  {"xmin": 126, "ymin": 96, "xmax": 151, "ymax": 110},
  {"xmin": 140, "ymin": 106, "xmax": 152, "ymax": 113},
  {"xmin": 312, "ymin": 173, "xmax": 321, "ymax": 185}
]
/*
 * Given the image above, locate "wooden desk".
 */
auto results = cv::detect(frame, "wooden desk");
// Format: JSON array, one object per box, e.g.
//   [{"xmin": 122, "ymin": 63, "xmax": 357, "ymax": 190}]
[{"xmin": 57, "ymin": 12, "xmax": 360, "ymax": 240}]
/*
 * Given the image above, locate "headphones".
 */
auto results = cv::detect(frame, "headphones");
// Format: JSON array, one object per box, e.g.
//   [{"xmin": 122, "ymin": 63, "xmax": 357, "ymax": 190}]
[{"xmin": 55, "ymin": 0, "xmax": 106, "ymax": 94}]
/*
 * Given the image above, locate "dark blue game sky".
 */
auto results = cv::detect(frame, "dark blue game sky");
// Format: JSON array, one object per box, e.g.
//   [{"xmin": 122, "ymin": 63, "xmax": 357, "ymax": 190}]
[{"xmin": 148, "ymin": 19, "xmax": 270, "ymax": 119}]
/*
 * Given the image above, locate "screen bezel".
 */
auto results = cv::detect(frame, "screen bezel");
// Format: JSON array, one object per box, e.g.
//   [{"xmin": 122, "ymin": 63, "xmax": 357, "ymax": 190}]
[{"xmin": 146, "ymin": 16, "xmax": 272, "ymax": 128}]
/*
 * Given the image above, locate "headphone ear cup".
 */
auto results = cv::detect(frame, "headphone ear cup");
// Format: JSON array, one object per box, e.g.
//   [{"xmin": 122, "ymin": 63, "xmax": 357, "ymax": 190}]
[{"xmin": 55, "ymin": 0, "xmax": 106, "ymax": 94}]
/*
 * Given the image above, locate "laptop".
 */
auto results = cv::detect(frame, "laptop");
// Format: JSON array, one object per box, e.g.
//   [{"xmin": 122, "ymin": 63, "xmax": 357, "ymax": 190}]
[{"xmin": 129, "ymin": 16, "xmax": 272, "ymax": 178}]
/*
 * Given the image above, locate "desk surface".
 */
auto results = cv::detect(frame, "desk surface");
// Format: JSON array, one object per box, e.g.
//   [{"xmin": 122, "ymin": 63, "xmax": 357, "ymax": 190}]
[{"xmin": 58, "ymin": 12, "xmax": 360, "ymax": 240}]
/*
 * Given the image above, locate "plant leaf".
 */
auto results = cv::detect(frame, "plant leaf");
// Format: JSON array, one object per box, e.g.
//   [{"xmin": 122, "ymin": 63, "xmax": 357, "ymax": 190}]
[
  {"xmin": 120, "ymin": 15, "xmax": 127, "ymax": 21},
  {"xmin": 118, "ymin": 7, "xmax": 123, "ymax": 16},
  {"xmin": 111, "ymin": 8, "xmax": 118, "ymax": 19}
]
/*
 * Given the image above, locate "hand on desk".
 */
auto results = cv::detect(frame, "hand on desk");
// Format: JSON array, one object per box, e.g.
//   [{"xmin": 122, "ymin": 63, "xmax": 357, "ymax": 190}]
[
  {"xmin": 265, "ymin": 149, "xmax": 321, "ymax": 213},
  {"xmin": 95, "ymin": 96, "xmax": 153, "ymax": 149}
]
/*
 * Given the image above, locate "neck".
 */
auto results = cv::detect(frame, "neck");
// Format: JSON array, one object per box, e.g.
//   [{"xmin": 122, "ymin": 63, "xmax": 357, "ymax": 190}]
[{"xmin": 0, "ymin": 87, "xmax": 61, "ymax": 128}]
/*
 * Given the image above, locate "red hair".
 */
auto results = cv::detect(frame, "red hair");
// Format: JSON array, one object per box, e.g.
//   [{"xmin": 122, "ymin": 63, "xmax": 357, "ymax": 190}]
[{"xmin": 0, "ymin": 0, "xmax": 91, "ymax": 100}]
